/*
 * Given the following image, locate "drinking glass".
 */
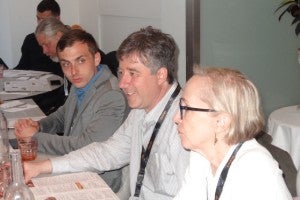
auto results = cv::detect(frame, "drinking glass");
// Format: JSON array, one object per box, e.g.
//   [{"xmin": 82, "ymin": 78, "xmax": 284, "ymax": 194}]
[{"xmin": 17, "ymin": 137, "xmax": 38, "ymax": 161}]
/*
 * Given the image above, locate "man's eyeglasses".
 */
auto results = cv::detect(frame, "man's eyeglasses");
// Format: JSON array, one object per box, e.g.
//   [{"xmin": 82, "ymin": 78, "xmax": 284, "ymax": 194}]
[{"xmin": 179, "ymin": 98, "xmax": 216, "ymax": 119}]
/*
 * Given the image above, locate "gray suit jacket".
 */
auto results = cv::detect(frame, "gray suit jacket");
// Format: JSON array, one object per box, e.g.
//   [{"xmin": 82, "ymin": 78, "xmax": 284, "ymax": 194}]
[
  {"xmin": 36, "ymin": 65, "xmax": 128, "ymax": 154},
  {"xmin": 35, "ymin": 65, "xmax": 129, "ymax": 192}
]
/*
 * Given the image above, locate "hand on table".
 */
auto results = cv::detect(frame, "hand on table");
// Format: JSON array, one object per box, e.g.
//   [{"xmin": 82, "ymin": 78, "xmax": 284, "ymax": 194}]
[
  {"xmin": 23, "ymin": 159, "xmax": 53, "ymax": 183},
  {"xmin": 14, "ymin": 118, "xmax": 39, "ymax": 138}
]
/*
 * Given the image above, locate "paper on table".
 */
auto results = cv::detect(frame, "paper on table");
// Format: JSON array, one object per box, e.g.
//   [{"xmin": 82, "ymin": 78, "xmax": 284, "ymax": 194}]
[
  {"xmin": 0, "ymin": 100, "xmax": 27, "ymax": 109},
  {"xmin": 36, "ymin": 74, "xmax": 52, "ymax": 80},
  {"xmin": 4, "ymin": 103, "xmax": 38, "ymax": 112},
  {"xmin": 0, "ymin": 91, "xmax": 30, "ymax": 95},
  {"xmin": 16, "ymin": 77, "xmax": 31, "ymax": 80},
  {"xmin": 29, "ymin": 172, "xmax": 119, "ymax": 200},
  {"xmin": 4, "ymin": 79, "xmax": 52, "ymax": 92},
  {"xmin": 3, "ymin": 70, "xmax": 49, "ymax": 78}
]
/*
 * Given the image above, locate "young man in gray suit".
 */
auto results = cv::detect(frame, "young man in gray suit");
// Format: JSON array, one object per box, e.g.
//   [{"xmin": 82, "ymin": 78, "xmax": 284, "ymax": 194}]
[{"xmin": 14, "ymin": 29, "xmax": 129, "ymax": 192}]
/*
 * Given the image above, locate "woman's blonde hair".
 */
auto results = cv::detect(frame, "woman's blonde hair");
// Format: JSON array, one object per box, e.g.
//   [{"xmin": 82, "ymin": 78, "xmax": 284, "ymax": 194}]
[{"xmin": 193, "ymin": 65, "xmax": 265, "ymax": 144}]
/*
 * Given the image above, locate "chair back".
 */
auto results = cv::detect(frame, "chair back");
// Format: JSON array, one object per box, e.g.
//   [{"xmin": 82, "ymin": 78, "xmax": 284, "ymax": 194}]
[
  {"xmin": 102, "ymin": 51, "xmax": 118, "ymax": 77},
  {"xmin": 0, "ymin": 58, "xmax": 8, "ymax": 69},
  {"xmin": 297, "ymin": 169, "xmax": 300, "ymax": 196}
]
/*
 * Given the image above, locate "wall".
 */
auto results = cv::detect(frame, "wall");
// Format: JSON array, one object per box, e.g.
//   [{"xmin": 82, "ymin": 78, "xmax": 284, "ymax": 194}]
[
  {"xmin": 0, "ymin": 0, "xmax": 13, "ymax": 66},
  {"xmin": 1, "ymin": 0, "xmax": 299, "ymax": 117},
  {"xmin": 97, "ymin": 0, "xmax": 185, "ymax": 85},
  {"xmin": 0, "ymin": 0, "xmax": 39, "ymax": 68},
  {"xmin": 0, "ymin": 0, "xmax": 186, "ymax": 85},
  {"xmin": 0, "ymin": 0, "xmax": 83, "ymax": 68},
  {"xmin": 200, "ymin": 0, "xmax": 300, "ymax": 117}
]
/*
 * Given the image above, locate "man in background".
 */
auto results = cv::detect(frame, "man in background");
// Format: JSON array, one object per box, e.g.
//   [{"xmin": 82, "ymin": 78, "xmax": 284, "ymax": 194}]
[
  {"xmin": 15, "ymin": 0, "xmax": 63, "ymax": 76},
  {"xmin": 14, "ymin": 0, "xmax": 65, "ymax": 115},
  {"xmin": 35, "ymin": 17, "xmax": 70, "ymax": 66}
]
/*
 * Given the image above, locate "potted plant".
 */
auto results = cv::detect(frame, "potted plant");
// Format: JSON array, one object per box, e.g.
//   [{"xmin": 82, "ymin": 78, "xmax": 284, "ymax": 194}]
[{"xmin": 275, "ymin": 0, "xmax": 300, "ymax": 36}]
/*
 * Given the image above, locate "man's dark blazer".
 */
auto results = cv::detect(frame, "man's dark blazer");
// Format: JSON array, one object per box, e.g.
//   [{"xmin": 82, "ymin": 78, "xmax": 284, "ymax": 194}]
[
  {"xmin": 0, "ymin": 58, "xmax": 8, "ymax": 69},
  {"xmin": 14, "ymin": 33, "xmax": 64, "ymax": 114},
  {"xmin": 14, "ymin": 33, "xmax": 63, "ymax": 77}
]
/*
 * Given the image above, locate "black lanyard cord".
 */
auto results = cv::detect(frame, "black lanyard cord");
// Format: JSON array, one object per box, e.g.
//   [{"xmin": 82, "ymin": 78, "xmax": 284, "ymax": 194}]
[
  {"xmin": 133, "ymin": 84, "xmax": 181, "ymax": 197},
  {"xmin": 214, "ymin": 141, "xmax": 244, "ymax": 200}
]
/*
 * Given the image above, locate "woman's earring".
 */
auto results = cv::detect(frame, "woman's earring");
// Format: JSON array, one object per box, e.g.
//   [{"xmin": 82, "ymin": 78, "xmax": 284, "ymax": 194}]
[{"xmin": 214, "ymin": 132, "xmax": 218, "ymax": 145}]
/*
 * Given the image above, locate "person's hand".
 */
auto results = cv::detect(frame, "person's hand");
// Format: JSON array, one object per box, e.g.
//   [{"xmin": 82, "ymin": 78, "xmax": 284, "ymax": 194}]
[
  {"xmin": 23, "ymin": 159, "xmax": 52, "ymax": 183},
  {"xmin": 14, "ymin": 119, "xmax": 39, "ymax": 138}
]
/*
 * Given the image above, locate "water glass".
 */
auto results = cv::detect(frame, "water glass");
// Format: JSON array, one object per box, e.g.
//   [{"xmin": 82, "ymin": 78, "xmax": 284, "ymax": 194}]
[{"xmin": 18, "ymin": 137, "xmax": 38, "ymax": 161}]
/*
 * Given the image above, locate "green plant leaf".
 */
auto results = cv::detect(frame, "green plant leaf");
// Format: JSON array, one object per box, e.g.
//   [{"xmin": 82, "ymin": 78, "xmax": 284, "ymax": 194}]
[
  {"xmin": 275, "ymin": 0, "xmax": 300, "ymax": 36},
  {"xmin": 291, "ymin": 16, "xmax": 300, "ymax": 24},
  {"xmin": 277, "ymin": 4, "xmax": 297, "ymax": 21},
  {"xmin": 275, "ymin": 0, "xmax": 295, "ymax": 13}
]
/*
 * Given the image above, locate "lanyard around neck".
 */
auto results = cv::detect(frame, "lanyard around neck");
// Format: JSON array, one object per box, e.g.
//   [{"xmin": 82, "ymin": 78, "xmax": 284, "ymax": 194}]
[
  {"xmin": 133, "ymin": 84, "xmax": 181, "ymax": 197},
  {"xmin": 214, "ymin": 142, "xmax": 244, "ymax": 200}
]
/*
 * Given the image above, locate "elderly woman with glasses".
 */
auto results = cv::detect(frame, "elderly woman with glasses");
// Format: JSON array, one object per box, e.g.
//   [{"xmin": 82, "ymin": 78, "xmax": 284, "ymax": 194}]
[{"xmin": 173, "ymin": 66, "xmax": 292, "ymax": 200}]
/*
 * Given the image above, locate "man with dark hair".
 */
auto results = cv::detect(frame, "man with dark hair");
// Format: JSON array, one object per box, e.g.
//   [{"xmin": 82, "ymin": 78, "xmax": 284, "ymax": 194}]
[
  {"xmin": 37, "ymin": 0, "xmax": 60, "ymax": 19},
  {"xmin": 15, "ymin": 0, "xmax": 62, "ymax": 75},
  {"xmin": 22, "ymin": 26, "xmax": 190, "ymax": 199},
  {"xmin": 14, "ymin": 0, "xmax": 64, "ymax": 115}
]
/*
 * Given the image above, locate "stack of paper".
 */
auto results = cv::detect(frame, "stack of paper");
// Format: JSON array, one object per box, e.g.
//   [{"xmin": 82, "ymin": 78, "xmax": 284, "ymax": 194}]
[
  {"xmin": 3, "ymin": 70, "xmax": 53, "ymax": 92},
  {"xmin": 4, "ymin": 79, "xmax": 52, "ymax": 92},
  {"xmin": 3, "ymin": 70, "xmax": 50, "ymax": 78},
  {"xmin": 29, "ymin": 172, "xmax": 119, "ymax": 200}
]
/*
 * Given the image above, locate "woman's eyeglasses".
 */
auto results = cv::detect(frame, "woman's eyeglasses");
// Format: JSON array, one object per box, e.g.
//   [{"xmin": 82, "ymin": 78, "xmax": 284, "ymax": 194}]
[{"xmin": 179, "ymin": 98, "xmax": 216, "ymax": 119}]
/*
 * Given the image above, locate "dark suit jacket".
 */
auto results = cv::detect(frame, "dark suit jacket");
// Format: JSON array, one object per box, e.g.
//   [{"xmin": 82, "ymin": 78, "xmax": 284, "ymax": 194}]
[
  {"xmin": 0, "ymin": 58, "xmax": 8, "ymax": 69},
  {"xmin": 14, "ymin": 33, "xmax": 64, "ymax": 77},
  {"xmin": 14, "ymin": 33, "xmax": 65, "ymax": 114}
]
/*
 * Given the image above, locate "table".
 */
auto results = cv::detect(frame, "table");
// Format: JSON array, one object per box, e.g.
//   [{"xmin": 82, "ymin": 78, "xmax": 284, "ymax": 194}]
[
  {"xmin": 4, "ymin": 99, "xmax": 118, "ymax": 199},
  {"xmin": 268, "ymin": 105, "xmax": 300, "ymax": 170},
  {"xmin": 6, "ymin": 150, "xmax": 119, "ymax": 200},
  {"xmin": 30, "ymin": 171, "xmax": 119, "ymax": 200},
  {"xmin": 0, "ymin": 70, "xmax": 63, "ymax": 101},
  {"xmin": 2, "ymin": 99, "xmax": 46, "ymax": 131}
]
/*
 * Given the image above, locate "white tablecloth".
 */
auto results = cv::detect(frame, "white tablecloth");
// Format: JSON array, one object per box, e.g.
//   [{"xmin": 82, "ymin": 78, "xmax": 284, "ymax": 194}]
[{"xmin": 268, "ymin": 105, "xmax": 300, "ymax": 170}]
